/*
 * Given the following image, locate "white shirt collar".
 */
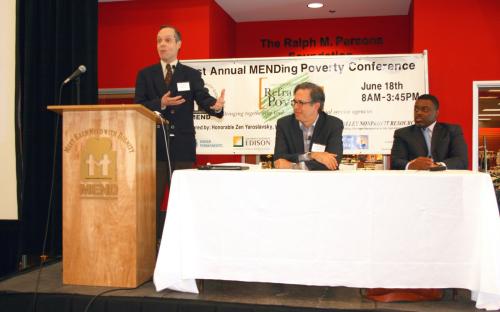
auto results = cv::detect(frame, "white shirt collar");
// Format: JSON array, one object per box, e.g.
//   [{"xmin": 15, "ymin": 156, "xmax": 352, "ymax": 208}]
[
  {"xmin": 425, "ymin": 121, "xmax": 437, "ymax": 134},
  {"xmin": 299, "ymin": 113, "xmax": 320, "ymax": 130},
  {"xmin": 160, "ymin": 59, "xmax": 178, "ymax": 75}
]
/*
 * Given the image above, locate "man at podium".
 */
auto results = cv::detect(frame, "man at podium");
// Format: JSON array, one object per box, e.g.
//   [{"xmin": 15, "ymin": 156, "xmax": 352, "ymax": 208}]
[{"xmin": 135, "ymin": 25, "xmax": 226, "ymax": 239}]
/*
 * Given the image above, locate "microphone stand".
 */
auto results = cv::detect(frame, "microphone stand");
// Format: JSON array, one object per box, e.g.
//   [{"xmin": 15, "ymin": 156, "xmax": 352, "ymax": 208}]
[
  {"xmin": 158, "ymin": 115, "xmax": 173, "ymax": 182},
  {"xmin": 33, "ymin": 79, "xmax": 67, "ymax": 312},
  {"xmin": 75, "ymin": 77, "xmax": 81, "ymax": 105}
]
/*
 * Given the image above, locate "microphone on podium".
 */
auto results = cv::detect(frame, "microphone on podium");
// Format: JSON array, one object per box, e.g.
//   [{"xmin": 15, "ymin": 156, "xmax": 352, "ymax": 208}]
[
  {"xmin": 63, "ymin": 65, "xmax": 87, "ymax": 85},
  {"xmin": 154, "ymin": 111, "xmax": 169, "ymax": 124}
]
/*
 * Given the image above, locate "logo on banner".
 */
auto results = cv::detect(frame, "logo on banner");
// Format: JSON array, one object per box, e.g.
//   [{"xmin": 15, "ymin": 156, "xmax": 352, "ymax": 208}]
[
  {"xmin": 245, "ymin": 137, "xmax": 272, "ymax": 147},
  {"xmin": 233, "ymin": 136, "xmax": 244, "ymax": 147},
  {"xmin": 232, "ymin": 136, "xmax": 272, "ymax": 149},
  {"xmin": 258, "ymin": 74, "xmax": 309, "ymax": 122},
  {"xmin": 80, "ymin": 137, "xmax": 118, "ymax": 198},
  {"xmin": 343, "ymin": 135, "xmax": 369, "ymax": 150}
]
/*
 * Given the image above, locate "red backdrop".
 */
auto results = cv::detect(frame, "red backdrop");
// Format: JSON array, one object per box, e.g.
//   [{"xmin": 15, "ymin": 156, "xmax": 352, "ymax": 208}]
[
  {"xmin": 98, "ymin": 0, "xmax": 232, "ymax": 88},
  {"xmin": 412, "ymin": 0, "xmax": 500, "ymax": 168},
  {"xmin": 235, "ymin": 16, "xmax": 410, "ymax": 58}
]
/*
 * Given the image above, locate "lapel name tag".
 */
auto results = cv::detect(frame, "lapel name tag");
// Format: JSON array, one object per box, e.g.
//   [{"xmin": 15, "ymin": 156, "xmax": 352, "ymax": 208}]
[
  {"xmin": 177, "ymin": 82, "xmax": 190, "ymax": 91},
  {"xmin": 311, "ymin": 143, "xmax": 326, "ymax": 152}
]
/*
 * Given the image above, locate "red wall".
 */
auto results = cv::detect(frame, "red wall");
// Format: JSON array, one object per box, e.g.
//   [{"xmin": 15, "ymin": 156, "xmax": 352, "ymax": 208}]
[
  {"xmin": 98, "ymin": 0, "xmax": 213, "ymax": 88},
  {"xmin": 209, "ymin": 1, "xmax": 236, "ymax": 58},
  {"xmin": 412, "ymin": 0, "xmax": 500, "ymax": 168},
  {"xmin": 236, "ymin": 16, "xmax": 410, "ymax": 57},
  {"xmin": 98, "ymin": 0, "xmax": 236, "ymax": 89}
]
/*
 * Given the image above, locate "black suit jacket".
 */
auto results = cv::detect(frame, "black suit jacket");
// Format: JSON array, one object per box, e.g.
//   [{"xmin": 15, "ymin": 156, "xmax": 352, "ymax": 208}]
[
  {"xmin": 274, "ymin": 112, "xmax": 344, "ymax": 170},
  {"xmin": 135, "ymin": 62, "xmax": 223, "ymax": 162},
  {"xmin": 390, "ymin": 122, "xmax": 468, "ymax": 170}
]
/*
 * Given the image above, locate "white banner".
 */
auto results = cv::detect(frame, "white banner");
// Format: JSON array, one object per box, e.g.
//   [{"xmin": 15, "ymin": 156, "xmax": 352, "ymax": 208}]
[{"xmin": 186, "ymin": 53, "xmax": 428, "ymax": 155}]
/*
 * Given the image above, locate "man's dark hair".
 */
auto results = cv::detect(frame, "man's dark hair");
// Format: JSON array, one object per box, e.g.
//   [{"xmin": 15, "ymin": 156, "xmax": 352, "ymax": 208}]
[
  {"xmin": 159, "ymin": 25, "xmax": 182, "ymax": 42},
  {"xmin": 417, "ymin": 94, "xmax": 439, "ymax": 110},
  {"xmin": 293, "ymin": 82, "xmax": 325, "ymax": 111}
]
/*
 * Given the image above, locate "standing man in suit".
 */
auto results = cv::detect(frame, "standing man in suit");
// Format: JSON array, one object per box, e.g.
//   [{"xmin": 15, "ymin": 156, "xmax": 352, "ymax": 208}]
[
  {"xmin": 135, "ymin": 25, "xmax": 225, "ymax": 239},
  {"xmin": 273, "ymin": 82, "xmax": 343, "ymax": 171},
  {"xmin": 391, "ymin": 94, "xmax": 468, "ymax": 170}
]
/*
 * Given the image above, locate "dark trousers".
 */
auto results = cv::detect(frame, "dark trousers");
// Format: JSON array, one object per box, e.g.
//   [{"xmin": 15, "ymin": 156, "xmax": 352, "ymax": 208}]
[{"xmin": 156, "ymin": 160, "xmax": 194, "ymax": 240}]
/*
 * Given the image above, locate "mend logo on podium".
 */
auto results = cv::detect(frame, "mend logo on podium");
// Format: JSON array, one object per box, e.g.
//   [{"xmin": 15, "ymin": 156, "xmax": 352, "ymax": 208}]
[{"xmin": 80, "ymin": 137, "xmax": 118, "ymax": 198}]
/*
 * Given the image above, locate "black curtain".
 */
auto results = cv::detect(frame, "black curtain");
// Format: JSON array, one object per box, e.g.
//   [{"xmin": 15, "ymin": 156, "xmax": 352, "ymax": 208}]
[{"xmin": 0, "ymin": 0, "xmax": 97, "ymax": 277}]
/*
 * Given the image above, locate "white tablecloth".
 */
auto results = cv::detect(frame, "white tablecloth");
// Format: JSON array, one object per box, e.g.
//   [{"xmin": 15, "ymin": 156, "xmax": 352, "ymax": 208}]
[{"xmin": 154, "ymin": 169, "xmax": 500, "ymax": 310}]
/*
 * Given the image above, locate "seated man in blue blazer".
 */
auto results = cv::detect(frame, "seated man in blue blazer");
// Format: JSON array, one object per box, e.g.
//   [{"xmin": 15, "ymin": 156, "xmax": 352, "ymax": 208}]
[
  {"xmin": 273, "ymin": 82, "xmax": 343, "ymax": 171},
  {"xmin": 391, "ymin": 94, "xmax": 468, "ymax": 170}
]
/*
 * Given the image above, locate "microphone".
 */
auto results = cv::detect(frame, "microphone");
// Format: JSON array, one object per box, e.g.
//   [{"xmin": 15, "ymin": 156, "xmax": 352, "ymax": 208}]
[
  {"xmin": 154, "ymin": 111, "xmax": 173, "ymax": 181},
  {"xmin": 63, "ymin": 65, "xmax": 86, "ymax": 85},
  {"xmin": 154, "ymin": 111, "xmax": 168, "ymax": 124}
]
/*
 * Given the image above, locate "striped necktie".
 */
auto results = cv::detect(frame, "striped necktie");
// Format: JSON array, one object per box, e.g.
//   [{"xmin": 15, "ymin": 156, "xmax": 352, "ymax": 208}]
[{"xmin": 164, "ymin": 64, "xmax": 173, "ymax": 85}]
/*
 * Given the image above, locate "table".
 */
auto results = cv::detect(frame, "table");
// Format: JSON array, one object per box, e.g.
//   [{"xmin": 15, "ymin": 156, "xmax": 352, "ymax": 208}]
[{"xmin": 154, "ymin": 168, "xmax": 500, "ymax": 310}]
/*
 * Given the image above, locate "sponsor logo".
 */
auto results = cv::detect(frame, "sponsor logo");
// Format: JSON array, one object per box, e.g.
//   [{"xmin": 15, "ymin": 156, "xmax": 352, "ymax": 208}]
[
  {"xmin": 258, "ymin": 74, "xmax": 309, "ymax": 122},
  {"xmin": 245, "ymin": 137, "xmax": 272, "ymax": 147},
  {"xmin": 198, "ymin": 139, "xmax": 223, "ymax": 148},
  {"xmin": 80, "ymin": 137, "xmax": 118, "ymax": 198},
  {"xmin": 343, "ymin": 135, "xmax": 369, "ymax": 150},
  {"xmin": 233, "ymin": 136, "xmax": 244, "ymax": 147},
  {"xmin": 232, "ymin": 136, "xmax": 272, "ymax": 149}
]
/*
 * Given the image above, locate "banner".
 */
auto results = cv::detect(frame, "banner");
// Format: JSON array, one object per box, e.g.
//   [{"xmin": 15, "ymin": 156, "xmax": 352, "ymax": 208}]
[{"xmin": 185, "ymin": 53, "xmax": 428, "ymax": 155}]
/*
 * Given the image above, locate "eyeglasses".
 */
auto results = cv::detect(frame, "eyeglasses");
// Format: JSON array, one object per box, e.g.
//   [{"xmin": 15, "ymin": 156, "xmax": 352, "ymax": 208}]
[{"xmin": 290, "ymin": 99, "xmax": 313, "ymax": 107}]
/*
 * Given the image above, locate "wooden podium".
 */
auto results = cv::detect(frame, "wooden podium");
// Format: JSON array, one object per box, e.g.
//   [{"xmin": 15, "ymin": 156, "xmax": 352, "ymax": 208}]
[{"xmin": 48, "ymin": 104, "xmax": 159, "ymax": 287}]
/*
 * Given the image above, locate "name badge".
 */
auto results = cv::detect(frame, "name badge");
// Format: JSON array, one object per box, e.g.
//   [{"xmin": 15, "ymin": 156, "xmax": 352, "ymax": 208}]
[
  {"xmin": 311, "ymin": 143, "xmax": 326, "ymax": 152},
  {"xmin": 177, "ymin": 82, "xmax": 190, "ymax": 91}
]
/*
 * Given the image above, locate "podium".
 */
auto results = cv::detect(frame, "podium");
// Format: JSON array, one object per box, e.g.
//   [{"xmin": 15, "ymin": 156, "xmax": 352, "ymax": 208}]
[{"xmin": 48, "ymin": 104, "xmax": 159, "ymax": 287}]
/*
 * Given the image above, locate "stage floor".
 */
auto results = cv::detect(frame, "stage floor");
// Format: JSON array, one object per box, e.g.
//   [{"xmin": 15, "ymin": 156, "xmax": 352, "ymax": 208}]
[{"xmin": 0, "ymin": 262, "xmax": 489, "ymax": 312}]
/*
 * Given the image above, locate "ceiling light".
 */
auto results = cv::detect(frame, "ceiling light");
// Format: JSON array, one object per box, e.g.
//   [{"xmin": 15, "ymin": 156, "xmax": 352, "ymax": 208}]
[
  {"xmin": 482, "ymin": 109, "xmax": 500, "ymax": 112},
  {"xmin": 479, "ymin": 118, "xmax": 492, "ymax": 121},
  {"xmin": 480, "ymin": 96, "xmax": 497, "ymax": 99},
  {"xmin": 479, "ymin": 114, "xmax": 500, "ymax": 116},
  {"xmin": 488, "ymin": 89, "xmax": 500, "ymax": 93},
  {"xmin": 307, "ymin": 2, "xmax": 324, "ymax": 9}
]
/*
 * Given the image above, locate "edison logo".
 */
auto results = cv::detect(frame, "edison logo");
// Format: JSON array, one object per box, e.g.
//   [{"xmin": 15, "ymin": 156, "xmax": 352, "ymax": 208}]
[
  {"xmin": 80, "ymin": 137, "xmax": 118, "ymax": 198},
  {"xmin": 233, "ymin": 136, "xmax": 244, "ymax": 147}
]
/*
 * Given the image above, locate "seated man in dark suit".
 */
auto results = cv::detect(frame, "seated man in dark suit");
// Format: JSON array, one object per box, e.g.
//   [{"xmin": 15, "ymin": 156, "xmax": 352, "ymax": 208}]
[
  {"xmin": 391, "ymin": 94, "xmax": 468, "ymax": 170},
  {"xmin": 273, "ymin": 82, "xmax": 343, "ymax": 171}
]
